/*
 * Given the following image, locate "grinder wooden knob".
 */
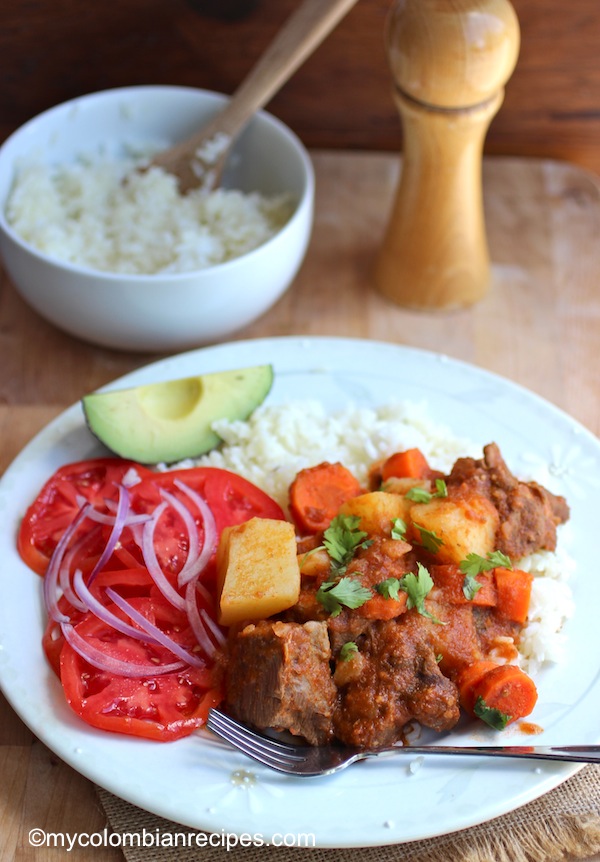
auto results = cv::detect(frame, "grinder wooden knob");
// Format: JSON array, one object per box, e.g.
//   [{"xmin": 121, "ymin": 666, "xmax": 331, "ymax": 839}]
[{"xmin": 374, "ymin": 0, "xmax": 520, "ymax": 310}]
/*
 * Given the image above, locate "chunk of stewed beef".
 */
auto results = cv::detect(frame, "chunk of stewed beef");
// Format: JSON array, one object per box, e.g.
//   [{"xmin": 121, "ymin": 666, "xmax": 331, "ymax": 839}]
[
  {"xmin": 225, "ymin": 619, "xmax": 337, "ymax": 745},
  {"xmin": 447, "ymin": 442, "xmax": 569, "ymax": 559},
  {"xmin": 332, "ymin": 617, "xmax": 460, "ymax": 748}
]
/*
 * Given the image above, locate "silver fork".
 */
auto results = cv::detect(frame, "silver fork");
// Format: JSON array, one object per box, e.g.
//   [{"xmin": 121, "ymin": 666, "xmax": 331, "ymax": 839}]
[{"xmin": 206, "ymin": 709, "xmax": 600, "ymax": 778}]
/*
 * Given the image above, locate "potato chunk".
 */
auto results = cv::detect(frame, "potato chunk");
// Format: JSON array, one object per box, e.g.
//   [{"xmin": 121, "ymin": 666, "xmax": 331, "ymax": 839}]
[
  {"xmin": 409, "ymin": 494, "xmax": 499, "ymax": 564},
  {"xmin": 339, "ymin": 491, "xmax": 412, "ymax": 537},
  {"xmin": 216, "ymin": 518, "xmax": 300, "ymax": 626}
]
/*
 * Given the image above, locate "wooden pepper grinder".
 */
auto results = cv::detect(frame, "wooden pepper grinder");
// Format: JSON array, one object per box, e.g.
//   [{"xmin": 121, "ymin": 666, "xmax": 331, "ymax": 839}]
[{"xmin": 374, "ymin": 0, "xmax": 520, "ymax": 310}]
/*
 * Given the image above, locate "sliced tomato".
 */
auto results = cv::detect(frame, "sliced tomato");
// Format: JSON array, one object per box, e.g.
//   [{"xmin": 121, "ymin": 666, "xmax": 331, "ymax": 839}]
[
  {"xmin": 59, "ymin": 596, "xmax": 223, "ymax": 741},
  {"xmin": 135, "ymin": 466, "xmax": 285, "ymax": 526},
  {"xmin": 90, "ymin": 567, "xmax": 155, "ymax": 599},
  {"xmin": 20, "ymin": 460, "xmax": 284, "ymax": 581},
  {"xmin": 18, "ymin": 458, "xmax": 153, "ymax": 575},
  {"xmin": 128, "ymin": 467, "xmax": 286, "ymax": 580},
  {"xmin": 43, "ymin": 568, "xmax": 155, "ymax": 677},
  {"xmin": 43, "ymin": 597, "xmax": 84, "ymax": 677},
  {"xmin": 24, "ymin": 460, "xmax": 283, "ymax": 740}
]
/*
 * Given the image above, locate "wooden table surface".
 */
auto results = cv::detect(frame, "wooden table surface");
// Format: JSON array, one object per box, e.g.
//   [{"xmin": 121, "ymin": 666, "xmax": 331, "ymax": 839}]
[{"xmin": 1, "ymin": 151, "xmax": 599, "ymax": 860}]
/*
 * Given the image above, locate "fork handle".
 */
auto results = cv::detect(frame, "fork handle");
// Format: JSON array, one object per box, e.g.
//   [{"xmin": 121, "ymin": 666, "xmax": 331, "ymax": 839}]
[{"xmin": 369, "ymin": 744, "xmax": 600, "ymax": 764}]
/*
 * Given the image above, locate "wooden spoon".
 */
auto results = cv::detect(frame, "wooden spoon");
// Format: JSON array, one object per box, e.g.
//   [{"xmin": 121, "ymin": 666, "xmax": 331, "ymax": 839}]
[{"xmin": 149, "ymin": 0, "xmax": 359, "ymax": 193}]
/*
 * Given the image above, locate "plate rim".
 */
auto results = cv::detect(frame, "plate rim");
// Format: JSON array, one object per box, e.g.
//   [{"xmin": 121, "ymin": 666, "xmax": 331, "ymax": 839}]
[{"xmin": 0, "ymin": 334, "xmax": 598, "ymax": 847}]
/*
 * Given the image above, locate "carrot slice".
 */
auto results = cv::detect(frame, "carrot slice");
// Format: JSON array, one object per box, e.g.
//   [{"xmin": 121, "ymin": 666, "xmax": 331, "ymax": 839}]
[
  {"xmin": 289, "ymin": 462, "xmax": 362, "ymax": 534},
  {"xmin": 456, "ymin": 660, "xmax": 499, "ymax": 713},
  {"xmin": 494, "ymin": 567, "xmax": 534, "ymax": 624},
  {"xmin": 357, "ymin": 591, "xmax": 408, "ymax": 621},
  {"xmin": 430, "ymin": 564, "xmax": 497, "ymax": 607},
  {"xmin": 381, "ymin": 448, "xmax": 432, "ymax": 481},
  {"xmin": 472, "ymin": 664, "xmax": 538, "ymax": 726}
]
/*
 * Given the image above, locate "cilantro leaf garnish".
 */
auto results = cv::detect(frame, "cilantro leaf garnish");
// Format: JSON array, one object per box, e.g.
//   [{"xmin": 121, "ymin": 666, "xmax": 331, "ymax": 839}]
[
  {"xmin": 339, "ymin": 641, "xmax": 359, "ymax": 661},
  {"xmin": 316, "ymin": 515, "xmax": 376, "ymax": 617},
  {"xmin": 316, "ymin": 577, "xmax": 372, "ymax": 617},
  {"xmin": 487, "ymin": 550, "xmax": 512, "ymax": 569},
  {"xmin": 376, "ymin": 577, "xmax": 402, "ymax": 601},
  {"xmin": 405, "ymin": 486, "xmax": 433, "ymax": 503},
  {"xmin": 323, "ymin": 514, "xmax": 372, "ymax": 573},
  {"xmin": 405, "ymin": 479, "xmax": 448, "ymax": 504},
  {"xmin": 400, "ymin": 563, "xmax": 434, "ymax": 614},
  {"xmin": 460, "ymin": 551, "xmax": 511, "ymax": 600},
  {"xmin": 391, "ymin": 517, "xmax": 407, "ymax": 540},
  {"xmin": 459, "ymin": 550, "xmax": 512, "ymax": 579},
  {"xmin": 434, "ymin": 479, "xmax": 448, "ymax": 498},
  {"xmin": 414, "ymin": 525, "xmax": 444, "ymax": 554},
  {"xmin": 395, "ymin": 563, "xmax": 445, "ymax": 624},
  {"xmin": 376, "ymin": 566, "xmax": 446, "ymax": 622},
  {"xmin": 462, "ymin": 573, "xmax": 483, "ymax": 600},
  {"xmin": 474, "ymin": 696, "xmax": 511, "ymax": 730}
]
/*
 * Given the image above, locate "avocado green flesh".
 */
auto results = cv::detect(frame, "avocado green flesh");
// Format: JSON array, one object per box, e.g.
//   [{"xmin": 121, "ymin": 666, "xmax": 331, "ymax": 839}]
[{"xmin": 82, "ymin": 365, "xmax": 273, "ymax": 464}]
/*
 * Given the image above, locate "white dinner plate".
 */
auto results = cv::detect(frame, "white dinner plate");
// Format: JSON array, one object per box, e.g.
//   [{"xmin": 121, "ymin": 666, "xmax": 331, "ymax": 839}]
[{"xmin": 1, "ymin": 336, "xmax": 599, "ymax": 848}]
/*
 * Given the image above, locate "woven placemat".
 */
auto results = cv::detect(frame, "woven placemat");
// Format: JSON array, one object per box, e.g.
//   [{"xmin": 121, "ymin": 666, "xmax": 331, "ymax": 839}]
[{"xmin": 98, "ymin": 764, "xmax": 600, "ymax": 862}]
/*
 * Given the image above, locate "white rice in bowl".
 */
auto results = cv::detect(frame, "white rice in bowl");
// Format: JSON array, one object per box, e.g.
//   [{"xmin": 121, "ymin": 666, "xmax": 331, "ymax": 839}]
[
  {"xmin": 186, "ymin": 399, "xmax": 575, "ymax": 675},
  {"xmin": 5, "ymin": 154, "xmax": 294, "ymax": 274}
]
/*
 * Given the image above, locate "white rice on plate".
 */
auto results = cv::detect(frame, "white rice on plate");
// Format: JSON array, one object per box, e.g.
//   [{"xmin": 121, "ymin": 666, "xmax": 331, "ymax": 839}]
[
  {"xmin": 186, "ymin": 399, "xmax": 575, "ymax": 676},
  {"xmin": 194, "ymin": 400, "xmax": 478, "ymax": 503},
  {"xmin": 5, "ymin": 155, "xmax": 294, "ymax": 274}
]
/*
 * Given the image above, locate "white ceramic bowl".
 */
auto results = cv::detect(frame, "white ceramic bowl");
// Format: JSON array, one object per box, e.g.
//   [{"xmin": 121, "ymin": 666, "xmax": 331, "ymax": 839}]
[{"xmin": 0, "ymin": 86, "xmax": 314, "ymax": 352}]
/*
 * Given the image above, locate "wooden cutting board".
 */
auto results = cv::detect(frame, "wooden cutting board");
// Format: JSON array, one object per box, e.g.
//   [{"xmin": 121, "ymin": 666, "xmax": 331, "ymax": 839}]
[
  {"xmin": 1, "ymin": 154, "xmax": 599, "ymax": 441},
  {"xmin": 1, "ymin": 152, "xmax": 599, "ymax": 862}
]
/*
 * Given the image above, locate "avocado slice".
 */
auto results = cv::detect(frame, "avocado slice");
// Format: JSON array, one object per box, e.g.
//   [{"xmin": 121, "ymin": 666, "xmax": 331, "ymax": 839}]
[{"xmin": 82, "ymin": 364, "xmax": 273, "ymax": 464}]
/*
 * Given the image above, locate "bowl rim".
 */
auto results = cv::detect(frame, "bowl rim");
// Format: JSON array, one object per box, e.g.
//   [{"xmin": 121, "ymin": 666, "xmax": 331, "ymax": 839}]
[{"xmin": 0, "ymin": 84, "xmax": 315, "ymax": 283}]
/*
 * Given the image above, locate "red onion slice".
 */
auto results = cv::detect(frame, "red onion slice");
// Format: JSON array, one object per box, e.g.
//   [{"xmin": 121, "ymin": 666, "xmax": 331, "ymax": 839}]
[
  {"xmin": 184, "ymin": 580, "xmax": 217, "ymax": 659},
  {"xmin": 159, "ymin": 488, "xmax": 200, "ymax": 586},
  {"xmin": 72, "ymin": 569, "xmax": 161, "ymax": 646},
  {"xmin": 128, "ymin": 520, "xmax": 145, "ymax": 550},
  {"xmin": 59, "ymin": 535, "xmax": 89, "ymax": 613},
  {"xmin": 105, "ymin": 587, "xmax": 207, "ymax": 669},
  {"xmin": 174, "ymin": 480, "xmax": 217, "ymax": 587},
  {"xmin": 44, "ymin": 505, "xmax": 92, "ymax": 623},
  {"xmin": 140, "ymin": 502, "xmax": 186, "ymax": 611},
  {"xmin": 88, "ymin": 484, "xmax": 130, "ymax": 584},
  {"xmin": 195, "ymin": 579, "xmax": 214, "ymax": 610},
  {"xmin": 61, "ymin": 622, "xmax": 185, "ymax": 677},
  {"xmin": 85, "ymin": 507, "xmax": 151, "ymax": 527},
  {"xmin": 45, "ymin": 470, "xmax": 227, "ymax": 681},
  {"xmin": 199, "ymin": 608, "xmax": 227, "ymax": 648}
]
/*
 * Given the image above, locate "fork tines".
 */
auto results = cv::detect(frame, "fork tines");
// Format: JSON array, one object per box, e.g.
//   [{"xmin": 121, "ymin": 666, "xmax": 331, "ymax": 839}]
[{"xmin": 206, "ymin": 708, "xmax": 307, "ymax": 768}]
